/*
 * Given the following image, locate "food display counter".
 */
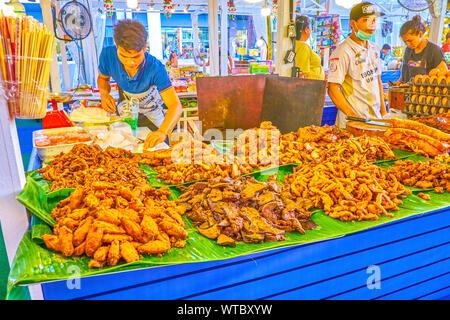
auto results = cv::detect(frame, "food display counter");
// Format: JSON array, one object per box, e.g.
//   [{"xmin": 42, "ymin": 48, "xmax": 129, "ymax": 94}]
[{"xmin": 2, "ymin": 38, "xmax": 449, "ymax": 299}]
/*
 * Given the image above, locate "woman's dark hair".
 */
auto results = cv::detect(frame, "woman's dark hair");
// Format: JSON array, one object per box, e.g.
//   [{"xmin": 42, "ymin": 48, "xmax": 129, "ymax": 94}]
[
  {"xmin": 295, "ymin": 16, "xmax": 310, "ymax": 40},
  {"xmin": 382, "ymin": 44, "xmax": 391, "ymax": 51},
  {"xmin": 114, "ymin": 20, "xmax": 148, "ymax": 51},
  {"xmin": 400, "ymin": 15, "xmax": 426, "ymax": 37},
  {"xmin": 447, "ymin": 32, "xmax": 450, "ymax": 40}
]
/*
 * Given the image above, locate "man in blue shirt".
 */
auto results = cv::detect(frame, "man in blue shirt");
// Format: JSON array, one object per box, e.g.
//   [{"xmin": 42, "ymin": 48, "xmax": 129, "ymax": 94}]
[{"xmin": 97, "ymin": 20, "xmax": 182, "ymax": 149}]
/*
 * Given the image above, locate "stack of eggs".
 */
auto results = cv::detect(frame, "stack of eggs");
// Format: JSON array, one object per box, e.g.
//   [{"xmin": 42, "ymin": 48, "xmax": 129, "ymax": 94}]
[{"xmin": 405, "ymin": 71, "xmax": 450, "ymax": 116}]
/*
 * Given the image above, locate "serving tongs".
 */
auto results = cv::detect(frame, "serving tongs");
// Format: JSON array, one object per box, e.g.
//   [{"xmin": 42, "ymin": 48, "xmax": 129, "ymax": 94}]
[{"xmin": 346, "ymin": 116, "xmax": 391, "ymax": 127}]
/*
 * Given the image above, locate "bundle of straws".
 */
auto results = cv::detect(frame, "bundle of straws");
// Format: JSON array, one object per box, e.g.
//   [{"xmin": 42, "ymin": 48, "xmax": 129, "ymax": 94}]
[{"xmin": 0, "ymin": 14, "xmax": 54, "ymax": 118}]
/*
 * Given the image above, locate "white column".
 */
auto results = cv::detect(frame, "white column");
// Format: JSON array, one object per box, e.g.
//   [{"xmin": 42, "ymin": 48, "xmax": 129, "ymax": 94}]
[
  {"xmin": 428, "ymin": 0, "xmax": 446, "ymax": 45},
  {"xmin": 275, "ymin": 0, "xmax": 294, "ymax": 76},
  {"xmin": 219, "ymin": 0, "xmax": 229, "ymax": 76},
  {"xmin": 147, "ymin": 12, "xmax": 163, "ymax": 60},
  {"xmin": 0, "ymin": 88, "xmax": 44, "ymax": 299},
  {"xmin": 40, "ymin": 0, "xmax": 61, "ymax": 92},
  {"xmin": 192, "ymin": 13, "xmax": 200, "ymax": 55},
  {"xmin": 208, "ymin": 0, "xmax": 220, "ymax": 76}
]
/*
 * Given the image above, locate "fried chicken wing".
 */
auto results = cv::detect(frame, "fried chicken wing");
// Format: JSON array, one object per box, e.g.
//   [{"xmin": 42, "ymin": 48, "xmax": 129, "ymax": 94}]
[
  {"xmin": 121, "ymin": 216, "xmax": 145, "ymax": 242},
  {"xmin": 140, "ymin": 215, "xmax": 159, "ymax": 240},
  {"xmin": 93, "ymin": 245, "xmax": 110, "ymax": 262},
  {"xmin": 120, "ymin": 241, "xmax": 140, "ymax": 263},
  {"xmin": 95, "ymin": 208, "xmax": 122, "ymax": 225},
  {"xmin": 159, "ymin": 220, "xmax": 188, "ymax": 239},
  {"xmin": 42, "ymin": 234, "xmax": 60, "ymax": 252},
  {"xmin": 58, "ymin": 226, "xmax": 74, "ymax": 257},
  {"xmin": 73, "ymin": 216, "xmax": 94, "ymax": 247},
  {"xmin": 107, "ymin": 240, "xmax": 121, "ymax": 266},
  {"xmin": 84, "ymin": 225, "xmax": 104, "ymax": 257},
  {"xmin": 137, "ymin": 240, "xmax": 171, "ymax": 255}
]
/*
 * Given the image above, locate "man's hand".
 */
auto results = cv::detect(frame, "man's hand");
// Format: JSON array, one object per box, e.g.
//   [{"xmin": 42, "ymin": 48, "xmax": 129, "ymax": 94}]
[
  {"xmin": 101, "ymin": 93, "xmax": 116, "ymax": 113},
  {"xmin": 389, "ymin": 80, "xmax": 401, "ymax": 87},
  {"xmin": 144, "ymin": 130, "xmax": 167, "ymax": 150}
]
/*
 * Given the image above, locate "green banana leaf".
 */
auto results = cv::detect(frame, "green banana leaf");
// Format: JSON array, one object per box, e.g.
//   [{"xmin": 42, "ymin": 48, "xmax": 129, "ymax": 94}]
[{"xmin": 8, "ymin": 161, "xmax": 450, "ymax": 298}]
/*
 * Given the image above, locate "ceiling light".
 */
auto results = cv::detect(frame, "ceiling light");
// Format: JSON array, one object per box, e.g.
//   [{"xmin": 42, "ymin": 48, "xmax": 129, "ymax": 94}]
[
  {"xmin": 261, "ymin": 5, "xmax": 271, "ymax": 16},
  {"xmin": 335, "ymin": 0, "xmax": 361, "ymax": 9},
  {"xmin": 127, "ymin": 0, "xmax": 138, "ymax": 9}
]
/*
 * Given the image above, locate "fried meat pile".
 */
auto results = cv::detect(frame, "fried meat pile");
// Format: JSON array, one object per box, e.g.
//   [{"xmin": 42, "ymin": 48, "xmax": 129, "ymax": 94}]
[
  {"xmin": 410, "ymin": 113, "xmax": 450, "ymax": 134},
  {"xmin": 237, "ymin": 123, "xmax": 395, "ymax": 166},
  {"xmin": 175, "ymin": 176, "xmax": 317, "ymax": 246},
  {"xmin": 386, "ymin": 159, "xmax": 450, "ymax": 194},
  {"xmin": 42, "ymin": 181, "xmax": 188, "ymax": 268},
  {"xmin": 384, "ymin": 118, "xmax": 450, "ymax": 157},
  {"xmin": 39, "ymin": 144, "xmax": 147, "ymax": 191},
  {"xmin": 283, "ymin": 154, "xmax": 412, "ymax": 222},
  {"xmin": 141, "ymin": 140, "xmax": 254, "ymax": 185}
]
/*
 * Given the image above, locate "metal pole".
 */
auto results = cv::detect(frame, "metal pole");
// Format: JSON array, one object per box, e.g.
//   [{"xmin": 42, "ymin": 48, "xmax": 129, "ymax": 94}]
[
  {"xmin": 219, "ymin": 0, "xmax": 229, "ymax": 76},
  {"xmin": 40, "ymin": 0, "xmax": 62, "ymax": 92},
  {"xmin": 208, "ymin": 0, "xmax": 220, "ymax": 76}
]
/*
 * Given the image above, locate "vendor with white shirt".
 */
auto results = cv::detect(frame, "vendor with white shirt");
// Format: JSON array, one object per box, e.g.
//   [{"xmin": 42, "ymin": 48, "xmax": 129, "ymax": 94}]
[
  {"xmin": 327, "ymin": 2, "xmax": 387, "ymax": 128},
  {"xmin": 97, "ymin": 20, "xmax": 182, "ymax": 149}
]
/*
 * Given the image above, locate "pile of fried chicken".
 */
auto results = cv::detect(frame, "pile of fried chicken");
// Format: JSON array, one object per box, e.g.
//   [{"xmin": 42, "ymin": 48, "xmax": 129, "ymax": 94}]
[
  {"xmin": 383, "ymin": 118, "xmax": 450, "ymax": 157},
  {"xmin": 175, "ymin": 175, "xmax": 317, "ymax": 246},
  {"xmin": 42, "ymin": 181, "xmax": 188, "ymax": 268},
  {"xmin": 283, "ymin": 153, "xmax": 412, "ymax": 222},
  {"xmin": 39, "ymin": 144, "xmax": 148, "ymax": 192},
  {"xmin": 141, "ymin": 140, "xmax": 254, "ymax": 185},
  {"xmin": 386, "ymin": 159, "xmax": 450, "ymax": 194},
  {"xmin": 235, "ymin": 122, "xmax": 396, "ymax": 166}
]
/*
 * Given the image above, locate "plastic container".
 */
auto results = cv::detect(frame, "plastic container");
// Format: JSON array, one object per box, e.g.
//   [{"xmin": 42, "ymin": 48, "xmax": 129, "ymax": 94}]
[
  {"xmin": 117, "ymin": 98, "xmax": 139, "ymax": 132},
  {"xmin": 33, "ymin": 127, "xmax": 93, "ymax": 162}
]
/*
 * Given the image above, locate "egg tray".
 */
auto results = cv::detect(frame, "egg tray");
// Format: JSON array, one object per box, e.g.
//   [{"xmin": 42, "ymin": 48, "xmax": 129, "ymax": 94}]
[
  {"xmin": 403, "ymin": 104, "xmax": 449, "ymax": 117},
  {"xmin": 409, "ymin": 77, "xmax": 450, "ymax": 88}
]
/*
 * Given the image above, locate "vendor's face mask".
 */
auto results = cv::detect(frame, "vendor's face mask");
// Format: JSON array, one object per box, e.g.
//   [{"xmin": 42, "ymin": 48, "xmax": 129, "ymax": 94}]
[{"xmin": 356, "ymin": 29, "xmax": 373, "ymax": 41}]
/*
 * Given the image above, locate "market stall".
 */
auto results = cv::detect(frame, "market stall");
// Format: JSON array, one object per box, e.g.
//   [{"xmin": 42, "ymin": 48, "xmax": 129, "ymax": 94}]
[{"xmin": 1, "ymin": 1, "xmax": 450, "ymax": 301}]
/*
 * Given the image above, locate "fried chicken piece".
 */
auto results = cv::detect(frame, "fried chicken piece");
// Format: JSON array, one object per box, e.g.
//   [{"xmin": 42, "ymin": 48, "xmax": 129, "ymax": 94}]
[
  {"xmin": 171, "ymin": 239, "xmax": 186, "ymax": 248},
  {"xmin": 85, "ymin": 225, "xmax": 104, "ymax": 257},
  {"xmin": 73, "ymin": 241, "xmax": 86, "ymax": 256},
  {"xmin": 159, "ymin": 219, "xmax": 188, "ymax": 239},
  {"xmin": 115, "ymin": 196, "xmax": 129, "ymax": 208},
  {"xmin": 73, "ymin": 216, "xmax": 94, "ymax": 247},
  {"xmin": 88, "ymin": 259, "xmax": 105, "ymax": 269},
  {"xmin": 121, "ymin": 216, "xmax": 145, "ymax": 242},
  {"xmin": 96, "ymin": 208, "xmax": 122, "ymax": 225},
  {"xmin": 137, "ymin": 240, "xmax": 171, "ymax": 255},
  {"xmin": 120, "ymin": 241, "xmax": 140, "ymax": 263},
  {"xmin": 120, "ymin": 208, "xmax": 141, "ymax": 223},
  {"xmin": 107, "ymin": 240, "xmax": 121, "ymax": 266},
  {"xmin": 140, "ymin": 215, "xmax": 159, "ymax": 240},
  {"xmin": 93, "ymin": 245, "xmax": 110, "ymax": 262},
  {"xmin": 57, "ymin": 217, "xmax": 80, "ymax": 231},
  {"xmin": 58, "ymin": 226, "xmax": 74, "ymax": 257},
  {"xmin": 84, "ymin": 193, "xmax": 100, "ymax": 208},
  {"xmin": 67, "ymin": 208, "xmax": 89, "ymax": 221},
  {"xmin": 94, "ymin": 220, "xmax": 126, "ymax": 234},
  {"xmin": 119, "ymin": 187, "xmax": 134, "ymax": 201},
  {"xmin": 102, "ymin": 234, "xmax": 133, "ymax": 243},
  {"xmin": 69, "ymin": 189, "xmax": 85, "ymax": 210},
  {"xmin": 91, "ymin": 181, "xmax": 114, "ymax": 190},
  {"xmin": 417, "ymin": 193, "xmax": 431, "ymax": 201},
  {"xmin": 42, "ymin": 234, "xmax": 60, "ymax": 252}
]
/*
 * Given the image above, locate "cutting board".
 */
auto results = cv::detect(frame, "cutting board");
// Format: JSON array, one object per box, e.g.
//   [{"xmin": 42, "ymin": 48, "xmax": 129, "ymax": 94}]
[{"xmin": 346, "ymin": 120, "xmax": 391, "ymax": 137}]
